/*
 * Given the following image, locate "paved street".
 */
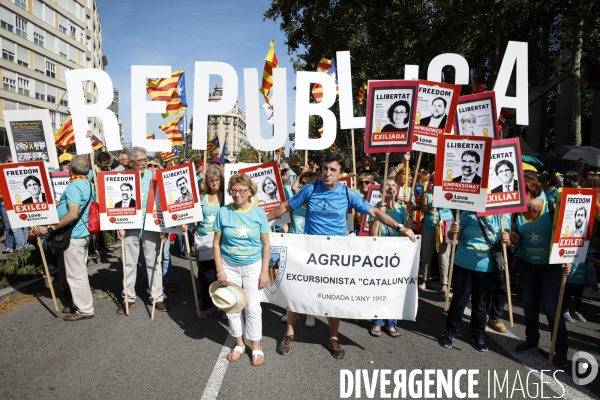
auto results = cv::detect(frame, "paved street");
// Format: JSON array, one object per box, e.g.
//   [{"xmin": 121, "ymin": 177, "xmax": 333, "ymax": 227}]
[{"xmin": 0, "ymin": 245, "xmax": 599, "ymax": 399}]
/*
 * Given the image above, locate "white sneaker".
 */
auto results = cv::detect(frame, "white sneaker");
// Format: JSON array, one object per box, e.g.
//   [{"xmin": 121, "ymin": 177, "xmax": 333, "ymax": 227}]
[
  {"xmin": 573, "ymin": 311, "xmax": 586, "ymax": 322},
  {"xmin": 281, "ymin": 312, "xmax": 288, "ymax": 323},
  {"xmin": 582, "ymin": 286, "xmax": 600, "ymax": 300},
  {"xmin": 305, "ymin": 315, "xmax": 315, "ymax": 328},
  {"xmin": 563, "ymin": 312, "xmax": 575, "ymax": 323}
]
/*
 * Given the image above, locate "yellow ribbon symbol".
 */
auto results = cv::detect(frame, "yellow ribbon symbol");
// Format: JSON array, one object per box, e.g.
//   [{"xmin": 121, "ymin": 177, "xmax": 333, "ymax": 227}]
[
  {"xmin": 482, "ymin": 128, "xmax": 489, "ymax": 137},
  {"xmin": 375, "ymin": 122, "xmax": 382, "ymax": 133},
  {"xmin": 108, "ymin": 198, "xmax": 114, "ymax": 208},
  {"xmin": 15, "ymin": 194, "xmax": 21, "ymax": 205},
  {"xmin": 564, "ymin": 225, "xmax": 570, "ymax": 237},
  {"xmin": 416, "ymin": 111, "xmax": 421, "ymax": 125},
  {"xmin": 487, "ymin": 183, "xmax": 492, "ymax": 194},
  {"xmin": 28, "ymin": 142, "xmax": 34, "ymax": 150},
  {"xmin": 445, "ymin": 169, "xmax": 453, "ymax": 181},
  {"xmin": 168, "ymin": 194, "xmax": 174, "ymax": 205}
]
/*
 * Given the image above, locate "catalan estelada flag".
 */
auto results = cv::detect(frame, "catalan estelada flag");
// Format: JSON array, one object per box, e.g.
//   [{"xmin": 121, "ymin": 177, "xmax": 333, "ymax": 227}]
[
  {"xmin": 259, "ymin": 40, "xmax": 279, "ymax": 105},
  {"xmin": 54, "ymin": 116, "xmax": 74, "ymax": 150},
  {"xmin": 312, "ymin": 58, "xmax": 339, "ymax": 103},
  {"xmin": 159, "ymin": 144, "xmax": 179, "ymax": 163},
  {"xmin": 329, "ymin": 143, "xmax": 337, "ymax": 152},
  {"xmin": 251, "ymin": 152, "xmax": 258, "ymax": 162},
  {"xmin": 357, "ymin": 83, "xmax": 367, "ymax": 105},
  {"xmin": 147, "ymin": 70, "xmax": 187, "ymax": 118},
  {"xmin": 207, "ymin": 136, "xmax": 220, "ymax": 154},
  {"xmin": 147, "ymin": 133, "xmax": 155, "ymax": 140},
  {"xmin": 91, "ymin": 135, "xmax": 103, "ymax": 150},
  {"xmin": 159, "ymin": 115, "xmax": 185, "ymax": 145}
]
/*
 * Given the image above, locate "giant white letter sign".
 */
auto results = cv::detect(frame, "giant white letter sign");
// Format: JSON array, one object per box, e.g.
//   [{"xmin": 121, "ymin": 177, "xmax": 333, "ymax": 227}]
[
  {"xmin": 426, "ymin": 53, "xmax": 470, "ymax": 84},
  {"xmin": 494, "ymin": 41, "xmax": 529, "ymax": 125}
]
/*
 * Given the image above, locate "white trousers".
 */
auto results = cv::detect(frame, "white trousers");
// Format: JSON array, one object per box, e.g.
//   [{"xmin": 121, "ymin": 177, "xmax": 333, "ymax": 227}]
[
  {"xmin": 123, "ymin": 229, "xmax": 163, "ymax": 302},
  {"xmin": 61, "ymin": 236, "xmax": 93, "ymax": 315},
  {"xmin": 222, "ymin": 259, "xmax": 263, "ymax": 341}
]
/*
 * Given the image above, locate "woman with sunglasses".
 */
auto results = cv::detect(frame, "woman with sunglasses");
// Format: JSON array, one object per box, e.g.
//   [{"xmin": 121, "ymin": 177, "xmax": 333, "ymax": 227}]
[
  {"xmin": 214, "ymin": 174, "xmax": 271, "ymax": 366},
  {"xmin": 196, "ymin": 165, "xmax": 225, "ymax": 319}
]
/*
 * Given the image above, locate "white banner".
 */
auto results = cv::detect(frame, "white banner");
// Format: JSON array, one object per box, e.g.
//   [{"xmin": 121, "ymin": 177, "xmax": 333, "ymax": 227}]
[{"xmin": 262, "ymin": 234, "xmax": 420, "ymax": 320}]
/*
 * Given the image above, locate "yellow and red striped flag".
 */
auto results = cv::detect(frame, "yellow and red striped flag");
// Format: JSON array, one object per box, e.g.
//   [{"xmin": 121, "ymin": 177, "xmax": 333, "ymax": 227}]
[
  {"xmin": 329, "ymin": 143, "xmax": 337, "ymax": 152},
  {"xmin": 276, "ymin": 147, "xmax": 286, "ymax": 158},
  {"xmin": 159, "ymin": 144, "xmax": 179, "ymax": 163},
  {"xmin": 317, "ymin": 127, "xmax": 324, "ymax": 137},
  {"xmin": 251, "ymin": 152, "xmax": 258, "ymax": 162},
  {"xmin": 147, "ymin": 133, "xmax": 155, "ymax": 140},
  {"xmin": 159, "ymin": 115, "xmax": 185, "ymax": 145},
  {"xmin": 91, "ymin": 135, "xmax": 103, "ymax": 151},
  {"xmin": 365, "ymin": 154, "xmax": 377, "ymax": 167},
  {"xmin": 207, "ymin": 136, "xmax": 220, "ymax": 154},
  {"xmin": 54, "ymin": 116, "xmax": 74, "ymax": 150},
  {"xmin": 147, "ymin": 70, "xmax": 187, "ymax": 118},
  {"xmin": 357, "ymin": 83, "xmax": 367, "ymax": 105},
  {"xmin": 259, "ymin": 40, "xmax": 279, "ymax": 105},
  {"xmin": 312, "ymin": 58, "xmax": 339, "ymax": 103}
]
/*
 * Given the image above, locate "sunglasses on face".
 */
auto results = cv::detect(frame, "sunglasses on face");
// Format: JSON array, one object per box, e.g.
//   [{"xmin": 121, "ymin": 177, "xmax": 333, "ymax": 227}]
[
  {"xmin": 359, "ymin": 181, "xmax": 372, "ymax": 185},
  {"xmin": 147, "ymin": 164, "xmax": 160, "ymax": 168}
]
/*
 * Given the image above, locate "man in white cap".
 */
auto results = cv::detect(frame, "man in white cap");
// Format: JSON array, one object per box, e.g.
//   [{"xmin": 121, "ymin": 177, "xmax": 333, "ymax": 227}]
[{"xmin": 280, "ymin": 160, "xmax": 296, "ymax": 186}]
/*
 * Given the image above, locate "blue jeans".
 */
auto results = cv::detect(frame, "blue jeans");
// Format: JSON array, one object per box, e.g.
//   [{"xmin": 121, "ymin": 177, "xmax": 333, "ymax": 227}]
[
  {"xmin": 372, "ymin": 319, "xmax": 397, "ymax": 328},
  {"xmin": 516, "ymin": 258, "xmax": 568, "ymax": 356},
  {"xmin": 0, "ymin": 204, "xmax": 15, "ymax": 250},
  {"xmin": 13, "ymin": 227, "xmax": 32, "ymax": 250}
]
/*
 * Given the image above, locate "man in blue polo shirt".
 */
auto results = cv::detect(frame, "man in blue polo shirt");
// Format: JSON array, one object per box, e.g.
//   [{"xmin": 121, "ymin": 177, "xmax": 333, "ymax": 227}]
[{"xmin": 267, "ymin": 152, "xmax": 416, "ymax": 359}]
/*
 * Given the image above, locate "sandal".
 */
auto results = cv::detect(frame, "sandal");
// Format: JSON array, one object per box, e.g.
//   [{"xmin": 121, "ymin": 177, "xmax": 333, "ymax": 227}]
[
  {"xmin": 370, "ymin": 326, "xmax": 382, "ymax": 337},
  {"xmin": 251, "ymin": 349, "xmax": 264, "ymax": 366},
  {"xmin": 226, "ymin": 345, "xmax": 246, "ymax": 362},
  {"xmin": 385, "ymin": 327, "xmax": 401, "ymax": 338}
]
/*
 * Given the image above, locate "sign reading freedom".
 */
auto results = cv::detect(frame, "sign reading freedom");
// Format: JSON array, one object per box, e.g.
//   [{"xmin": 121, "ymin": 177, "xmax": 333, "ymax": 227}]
[{"xmin": 262, "ymin": 234, "xmax": 421, "ymax": 320}]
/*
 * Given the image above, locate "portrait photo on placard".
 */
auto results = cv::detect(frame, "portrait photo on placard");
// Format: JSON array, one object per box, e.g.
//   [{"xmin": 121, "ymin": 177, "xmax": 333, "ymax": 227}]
[
  {"xmin": 4, "ymin": 165, "xmax": 48, "ymax": 205},
  {"xmin": 365, "ymin": 80, "xmax": 419, "ymax": 153},
  {"xmin": 163, "ymin": 172, "xmax": 195, "ymax": 209},
  {"xmin": 443, "ymin": 141, "xmax": 486, "ymax": 191},
  {"xmin": 562, "ymin": 195, "xmax": 592, "ymax": 238},
  {"xmin": 455, "ymin": 92, "xmax": 498, "ymax": 139},
  {"xmin": 224, "ymin": 163, "xmax": 258, "ymax": 204},
  {"xmin": 239, "ymin": 162, "xmax": 285, "ymax": 214},
  {"xmin": 415, "ymin": 80, "xmax": 460, "ymax": 134},
  {"xmin": 104, "ymin": 174, "xmax": 137, "ymax": 214}
]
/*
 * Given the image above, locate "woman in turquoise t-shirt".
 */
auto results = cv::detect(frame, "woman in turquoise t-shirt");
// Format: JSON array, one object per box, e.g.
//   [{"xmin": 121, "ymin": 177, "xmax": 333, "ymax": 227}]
[
  {"xmin": 441, "ymin": 210, "xmax": 511, "ymax": 353},
  {"xmin": 195, "ymin": 165, "xmax": 224, "ymax": 319},
  {"xmin": 509, "ymin": 174, "xmax": 571, "ymax": 368},
  {"xmin": 214, "ymin": 174, "xmax": 271, "ymax": 366}
]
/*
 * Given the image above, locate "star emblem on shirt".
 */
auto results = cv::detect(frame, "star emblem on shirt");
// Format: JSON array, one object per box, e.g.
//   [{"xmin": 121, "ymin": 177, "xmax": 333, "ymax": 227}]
[
  {"xmin": 528, "ymin": 230, "xmax": 541, "ymax": 244},
  {"xmin": 206, "ymin": 214, "xmax": 216, "ymax": 223},
  {"xmin": 237, "ymin": 225, "xmax": 250, "ymax": 238}
]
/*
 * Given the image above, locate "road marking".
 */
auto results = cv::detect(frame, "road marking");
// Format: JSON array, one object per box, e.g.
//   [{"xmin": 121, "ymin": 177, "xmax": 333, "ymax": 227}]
[
  {"xmin": 421, "ymin": 297, "xmax": 596, "ymax": 399},
  {"xmin": 201, "ymin": 333, "xmax": 235, "ymax": 400}
]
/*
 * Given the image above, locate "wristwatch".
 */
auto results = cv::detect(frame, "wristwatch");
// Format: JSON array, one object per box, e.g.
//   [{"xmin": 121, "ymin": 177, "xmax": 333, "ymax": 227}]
[
  {"xmin": 396, "ymin": 223, "xmax": 404, "ymax": 233},
  {"xmin": 47, "ymin": 225, "xmax": 55, "ymax": 233}
]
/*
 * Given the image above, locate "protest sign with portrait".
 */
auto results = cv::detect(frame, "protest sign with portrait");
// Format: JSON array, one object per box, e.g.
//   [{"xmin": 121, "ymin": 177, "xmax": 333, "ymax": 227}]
[
  {"xmin": 550, "ymin": 188, "xmax": 597, "ymax": 264},
  {"xmin": 97, "ymin": 171, "xmax": 143, "ymax": 230},
  {"xmin": 49, "ymin": 171, "xmax": 70, "ymax": 202},
  {"xmin": 433, "ymin": 136, "xmax": 493, "ymax": 212},
  {"xmin": 224, "ymin": 163, "xmax": 258, "ymax": 204},
  {"xmin": 4, "ymin": 110, "xmax": 59, "ymax": 170},
  {"xmin": 157, "ymin": 162, "xmax": 203, "ymax": 228},
  {"xmin": 144, "ymin": 176, "xmax": 180, "ymax": 234},
  {"xmin": 0, "ymin": 161, "xmax": 58, "ymax": 228},
  {"xmin": 477, "ymin": 138, "xmax": 527, "ymax": 216},
  {"xmin": 365, "ymin": 80, "xmax": 419, "ymax": 154},
  {"xmin": 239, "ymin": 161, "xmax": 290, "ymax": 224},
  {"xmin": 358, "ymin": 184, "xmax": 382, "ymax": 236},
  {"xmin": 413, "ymin": 80, "xmax": 461, "ymax": 154},
  {"xmin": 455, "ymin": 92, "xmax": 499, "ymax": 140}
]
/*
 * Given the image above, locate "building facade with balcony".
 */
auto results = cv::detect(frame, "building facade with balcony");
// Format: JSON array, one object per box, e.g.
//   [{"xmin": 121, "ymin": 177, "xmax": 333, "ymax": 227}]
[
  {"xmin": 207, "ymin": 83, "xmax": 248, "ymax": 161},
  {"xmin": 0, "ymin": 0, "xmax": 107, "ymax": 161}
]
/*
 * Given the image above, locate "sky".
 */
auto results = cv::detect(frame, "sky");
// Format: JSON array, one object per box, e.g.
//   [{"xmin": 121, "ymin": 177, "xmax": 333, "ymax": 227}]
[{"xmin": 98, "ymin": 0, "xmax": 297, "ymax": 155}]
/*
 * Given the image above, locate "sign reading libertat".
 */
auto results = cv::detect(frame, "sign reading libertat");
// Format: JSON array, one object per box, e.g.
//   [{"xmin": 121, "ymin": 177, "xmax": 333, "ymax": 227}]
[
  {"xmin": 455, "ymin": 92, "xmax": 499, "ymax": 139},
  {"xmin": 477, "ymin": 138, "xmax": 527, "ymax": 216},
  {"xmin": 358, "ymin": 184, "xmax": 382, "ymax": 236},
  {"xmin": 262, "ymin": 234, "xmax": 420, "ymax": 320},
  {"xmin": 239, "ymin": 161, "xmax": 290, "ymax": 224},
  {"xmin": 0, "ymin": 161, "xmax": 58, "ymax": 228},
  {"xmin": 433, "ymin": 136, "xmax": 493, "ymax": 212},
  {"xmin": 97, "ymin": 170, "xmax": 143, "ymax": 230},
  {"xmin": 144, "ymin": 176, "xmax": 180, "ymax": 233},
  {"xmin": 550, "ymin": 188, "xmax": 597, "ymax": 264},
  {"xmin": 49, "ymin": 171, "xmax": 70, "ymax": 202},
  {"xmin": 4, "ymin": 110, "xmax": 59, "ymax": 170},
  {"xmin": 157, "ymin": 162, "xmax": 203, "ymax": 227},
  {"xmin": 365, "ymin": 80, "xmax": 419, "ymax": 154},
  {"xmin": 412, "ymin": 80, "xmax": 461, "ymax": 154}
]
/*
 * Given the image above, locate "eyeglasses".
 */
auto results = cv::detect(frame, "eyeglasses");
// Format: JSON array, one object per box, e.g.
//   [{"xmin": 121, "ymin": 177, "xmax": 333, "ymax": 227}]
[
  {"xmin": 385, "ymin": 183, "xmax": 398, "ymax": 188},
  {"xmin": 147, "ymin": 164, "xmax": 160, "ymax": 168},
  {"xmin": 359, "ymin": 181, "xmax": 372, "ymax": 185},
  {"xmin": 229, "ymin": 189, "xmax": 249, "ymax": 195},
  {"xmin": 133, "ymin": 159, "xmax": 148, "ymax": 164},
  {"xmin": 393, "ymin": 110, "xmax": 407, "ymax": 115}
]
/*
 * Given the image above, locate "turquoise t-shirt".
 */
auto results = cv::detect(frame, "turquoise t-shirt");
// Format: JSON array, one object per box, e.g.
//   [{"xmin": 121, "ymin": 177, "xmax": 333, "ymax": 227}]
[
  {"xmin": 515, "ymin": 200, "xmax": 553, "ymax": 264},
  {"xmin": 213, "ymin": 204, "xmax": 270, "ymax": 265},
  {"xmin": 57, "ymin": 178, "xmax": 95, "ymax": 239},
  {"xmin": 421, "ymin": 182, "xmax": 453, "ymax": 232},
  {"xmin": 289, "ymin": 180, "xmax": 371, "ymax": 236},
  {"xmin": 199, "ymin": 194, "xmax": 220, "ymax": 235},
  {"xmin": 366, "ymin": 201, "xmax": 406, "ymax": 236},
  {"xmin": 288, "ymin": 205, "xmax": 307, "ymax": 234},
  {"xmin": 288, "ymin": 170, "xmax": 297, "ymax": 186},
  {"xmin": 115, "ymin": 165, "xmax": 126, "ymax": 171},
  {"xmin": 567, "ymin": 263, "xmax": 586, "ymax": 284},
  {"xmin": 545, "ymin": 187, "xmax": 558, "ymax": 204},
  {"xmin": 454, "ymin": 212, "xmax": 511, "ymax": 273}
]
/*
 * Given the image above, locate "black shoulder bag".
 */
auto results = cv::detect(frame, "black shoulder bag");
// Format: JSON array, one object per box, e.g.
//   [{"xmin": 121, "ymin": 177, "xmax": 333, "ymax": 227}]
[
  {"xmin": 47, "ymin": 191, "xmax": 92, "ymax": 251},
  {"xmin": 477, "ymin": 217, "xmax": 506, "ymax": 283}
]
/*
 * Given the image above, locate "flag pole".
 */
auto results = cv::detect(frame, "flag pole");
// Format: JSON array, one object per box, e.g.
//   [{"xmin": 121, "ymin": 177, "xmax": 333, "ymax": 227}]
[
  {"xmin": 405, "ymin": 152, "xmax": 423, "ymax": 225},
  {"xmin": 444, "ymin": 210, "xmax": 460, "ymax": 311},
  {"xmin": 500, "ymin": 217, "xmax": 514, "ymax": 327},
  {"xmin": 38, "ymin": 237, "xmax": 58, "ymax": 312},
  {"xmin": 351, "ymin": 129, "xmax": 357, "ymax": 190},
  {"xmin": 120, "ymin": 229, "xmax": 129, "ymax": 315},
  {"xmin": 151, "ymin": 237, "xmax": 166, "ymax": 320},
  {"xmin": 548, "ymin": 272, "xmax": 568, "ymax": 367},
  {"xmin": 184, "ymin": 233, "xmax": 201, "ymax": 317}
]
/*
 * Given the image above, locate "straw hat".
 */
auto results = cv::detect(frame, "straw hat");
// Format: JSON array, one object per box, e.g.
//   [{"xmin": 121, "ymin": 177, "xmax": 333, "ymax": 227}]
[{"xmin": 209, "ymin": 281, "xmax": 247, "ymax": 313}]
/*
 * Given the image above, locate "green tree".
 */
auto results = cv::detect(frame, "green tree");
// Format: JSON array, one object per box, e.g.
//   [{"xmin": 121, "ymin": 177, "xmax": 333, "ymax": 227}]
[{"xmin": 237, "ymin": 146, "xmax": 260, "ymax": 163}]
